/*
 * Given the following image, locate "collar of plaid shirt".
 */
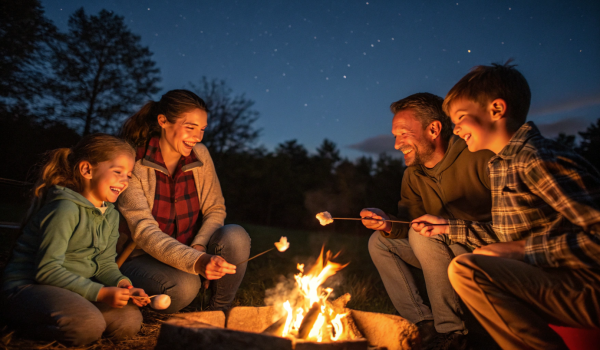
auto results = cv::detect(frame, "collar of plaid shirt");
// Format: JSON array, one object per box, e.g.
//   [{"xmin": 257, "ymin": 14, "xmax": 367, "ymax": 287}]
[{"xmin": 137, "ymin": 136, "xmax": 203, "ymax": 245}]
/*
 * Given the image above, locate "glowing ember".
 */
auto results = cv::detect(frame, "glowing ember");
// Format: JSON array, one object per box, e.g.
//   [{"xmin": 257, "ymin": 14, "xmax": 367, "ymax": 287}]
[
  {"xmin": 316, "ymin": 211, "xmax": 333, "ymax": 226},
  {"xmin": 275, "ymin": 236, "xmax": 290, "ymax": 252},
  {"xmin": 279, "ymin": 247, "xmax": 349, "ymax": 342}
]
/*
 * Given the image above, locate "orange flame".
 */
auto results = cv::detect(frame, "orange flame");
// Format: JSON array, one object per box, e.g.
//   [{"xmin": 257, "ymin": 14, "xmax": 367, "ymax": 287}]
[{"xmin": 280, "ymin": 246, "xmax": 349, "ymax": 342}]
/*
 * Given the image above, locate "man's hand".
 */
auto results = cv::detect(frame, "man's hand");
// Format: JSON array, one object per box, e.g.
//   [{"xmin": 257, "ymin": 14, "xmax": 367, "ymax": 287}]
[
  {"xmin": 473, "ymin": 241, "xmax": 525, "ymax": 260},
  {"xmin": 194, "ymin": 253, "xmax": 237, "ymax": 280},
  {"xmin": 360, "ymin": 208, "xmax": 392, "ymax": 233},
  {"xmin": 411, "ymin": 214, "xmax": 449, "ymax": 237},
  {"xmin": 97, "ymin": 287, "xmax": 130, "ymax": 308}
]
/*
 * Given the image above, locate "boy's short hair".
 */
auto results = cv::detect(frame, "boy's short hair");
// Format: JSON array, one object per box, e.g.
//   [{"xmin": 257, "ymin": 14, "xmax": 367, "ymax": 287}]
[
  {"xmin": 390, "ymin": 92, "xmax": 454, "ymax": 142},
  {"xmin": 443, "ymin": 61, "xmax": 531, "ymax": 131}
]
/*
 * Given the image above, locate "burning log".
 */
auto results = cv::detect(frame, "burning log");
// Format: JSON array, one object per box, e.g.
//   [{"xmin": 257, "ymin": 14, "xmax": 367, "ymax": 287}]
[
  {"xmin": 297, "ymin": 302, "xmax": 322, "ymax": 339},
  {"xmin": 262, "ymin": 315, "xmax": 288, "ymax": 336}
]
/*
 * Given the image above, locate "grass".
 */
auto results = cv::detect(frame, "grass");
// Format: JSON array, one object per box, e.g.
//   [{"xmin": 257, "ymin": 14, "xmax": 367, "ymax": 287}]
[{"xmin": 0, "ymin": 223, "xmax": 396, "ymax": 349}]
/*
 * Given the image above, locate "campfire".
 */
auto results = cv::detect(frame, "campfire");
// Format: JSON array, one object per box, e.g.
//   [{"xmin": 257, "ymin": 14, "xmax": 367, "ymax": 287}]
[
  {"xmin": 265, "ymin": 247, "xmax": 358, "ymax": 344},
  {"xmin": 155, "ymin": 246, "xmax": 420, "ymax": 350}
]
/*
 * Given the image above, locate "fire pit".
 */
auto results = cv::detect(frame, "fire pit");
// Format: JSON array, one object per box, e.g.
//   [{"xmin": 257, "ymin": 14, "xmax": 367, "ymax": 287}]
[
  {"xmin": 155, "ymin": 306, "xmax": 419, "ymax": 350},
  {"xmin": 155, "ymin": 248, "xmax": 420, "ymax": 350}
]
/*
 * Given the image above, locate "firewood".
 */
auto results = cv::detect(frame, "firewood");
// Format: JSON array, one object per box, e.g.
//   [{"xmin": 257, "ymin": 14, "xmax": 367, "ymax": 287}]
[
  {"xmin": 297, "ymin": 302, "xmax": 321, "ymax": 339},
  {"xmin": 261, "ymin": 315, "xmax": 287, "ymax": 336}
]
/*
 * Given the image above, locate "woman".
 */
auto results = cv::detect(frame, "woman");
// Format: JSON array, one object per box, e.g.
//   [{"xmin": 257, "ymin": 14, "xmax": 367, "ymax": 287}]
[{"xmin": 118, "ymin": 89, "xmax": 250, "ymax": 313}]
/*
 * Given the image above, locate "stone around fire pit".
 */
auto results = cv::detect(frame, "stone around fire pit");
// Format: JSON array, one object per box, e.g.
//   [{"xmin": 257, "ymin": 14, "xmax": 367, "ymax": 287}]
[{"xmin": 155, "ymin": 306, "xmax": 420, "ymax": 350}]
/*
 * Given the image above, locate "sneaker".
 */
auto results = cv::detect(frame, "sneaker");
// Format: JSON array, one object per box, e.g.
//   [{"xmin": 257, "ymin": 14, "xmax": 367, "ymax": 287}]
[
  {"xmin": 430, "ymin": 331, "xmax": 468, "ymax": 350},
  {"xmin": 416, "ymin": 320, "xmax": 437, "ymax": 350}
]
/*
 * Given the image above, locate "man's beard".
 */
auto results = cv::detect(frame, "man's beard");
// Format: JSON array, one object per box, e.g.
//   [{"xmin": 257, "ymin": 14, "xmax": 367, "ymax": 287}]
[{"xmin": 405, "ymin": 140, "xmax": 435, "ymax": 167}]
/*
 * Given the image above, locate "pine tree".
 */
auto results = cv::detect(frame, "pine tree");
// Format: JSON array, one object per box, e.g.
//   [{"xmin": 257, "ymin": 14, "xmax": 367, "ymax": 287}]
[{"xmin": 48, "ymin": 8, "xmax": 160, "ymax": 135}]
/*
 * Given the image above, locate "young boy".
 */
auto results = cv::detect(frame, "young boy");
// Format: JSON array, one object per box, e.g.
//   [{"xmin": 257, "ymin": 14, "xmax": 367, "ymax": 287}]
[{"xmin": 411, "ymin": 62, "xmax": 600, "ymax": 350}]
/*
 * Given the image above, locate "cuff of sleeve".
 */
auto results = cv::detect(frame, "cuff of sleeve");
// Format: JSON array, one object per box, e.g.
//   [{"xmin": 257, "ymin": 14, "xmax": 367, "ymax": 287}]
[
  {"xmin": 523, "ymin": 235, "xmax": 549, "ymax": 267},
  {"xmin": 448, "ymin": 219, "xmax": 468, "ymax": 242},
  {"xmin": 116, "ymin": 277, "xmax": 132, "ymax": 287},
  {"xmin": 86, "ymin": 282, "xmax": 105, "ymax": 302},
  {"xmin": 387, "ymin": 222, "xmax": 408, "ymax": 239},
  {"xmin": 192, "ymin": 251, "xmax": 207, "ymax": 278}
]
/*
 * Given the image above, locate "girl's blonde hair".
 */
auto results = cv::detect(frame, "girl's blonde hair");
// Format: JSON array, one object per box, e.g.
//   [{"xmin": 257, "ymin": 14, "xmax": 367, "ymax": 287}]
[{"xmin": 24, "ymin": 133, "xmax": 135, "ymax": 224}]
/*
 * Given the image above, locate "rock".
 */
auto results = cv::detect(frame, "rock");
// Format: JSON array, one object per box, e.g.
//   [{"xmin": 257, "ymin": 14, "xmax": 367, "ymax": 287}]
[
  {"xmin": 350, "ymin": 310, "xmax": 420, "ymax": 350},
  {"xmin": 156, "ymin": 317, "xmax": 293, "ymax": 350},
  {"xmin": 227, "ymin": 305, "xmax": 281, "ymax": 333},
  {"xmin": 171, "ymin": 310, "xmax": 226, "ymax": 328}
]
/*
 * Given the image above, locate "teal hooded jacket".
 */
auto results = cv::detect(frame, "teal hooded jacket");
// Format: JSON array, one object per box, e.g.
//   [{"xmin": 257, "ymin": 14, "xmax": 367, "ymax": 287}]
[{"xmin": 2, "ymin": 186, "xmax": 131, "ymax": 301}]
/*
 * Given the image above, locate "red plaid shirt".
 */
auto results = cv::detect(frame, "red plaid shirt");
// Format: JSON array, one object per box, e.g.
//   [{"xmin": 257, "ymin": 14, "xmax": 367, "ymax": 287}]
[{"xmin": 136, "ymin": 137, "xmax": 202, "ymax": 245}]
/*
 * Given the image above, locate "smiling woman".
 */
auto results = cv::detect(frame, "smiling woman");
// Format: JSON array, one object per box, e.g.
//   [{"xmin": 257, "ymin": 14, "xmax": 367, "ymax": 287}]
[{"xmin": 118, "ymin": 90, "xmax": 251, "ymax": 313}]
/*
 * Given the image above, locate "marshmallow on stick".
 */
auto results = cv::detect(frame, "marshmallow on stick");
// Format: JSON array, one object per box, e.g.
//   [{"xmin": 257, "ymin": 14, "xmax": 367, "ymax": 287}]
[
  {"xmin": 236, "ymin": 236, "xmax": 290, "ymax": 265},
  {"xmin": 316, "ymin": 211, "xmax": 334, "ymax": 226},
  {"xmin": 275, "ymin": 236, "xmax": 290, "ymax": 252}
]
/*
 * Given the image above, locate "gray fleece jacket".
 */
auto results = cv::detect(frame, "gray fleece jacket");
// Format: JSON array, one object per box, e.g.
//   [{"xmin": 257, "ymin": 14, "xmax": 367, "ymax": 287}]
[{"xmin": 117, "ymin": 143, "xmax": 226, "ymax": 274}]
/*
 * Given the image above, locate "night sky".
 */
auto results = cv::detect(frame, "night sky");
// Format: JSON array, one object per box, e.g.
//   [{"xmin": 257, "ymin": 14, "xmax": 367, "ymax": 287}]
[{"xmin": 42, "ymin": 0, "xmax": 600, "ymax": 158}]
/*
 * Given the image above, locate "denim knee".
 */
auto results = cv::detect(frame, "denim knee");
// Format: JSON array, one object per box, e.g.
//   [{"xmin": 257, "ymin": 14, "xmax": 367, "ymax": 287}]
[
  {"xmin": 368, "ymin": 231, "xmax": 385, "ymax": 258},
  {"xmin": 159, "ymin": 272, "xmax": 202, "ymax": 313},
  {"xmin": 219, "ymin": 224, "xmax": 251, "ymax": 249}
]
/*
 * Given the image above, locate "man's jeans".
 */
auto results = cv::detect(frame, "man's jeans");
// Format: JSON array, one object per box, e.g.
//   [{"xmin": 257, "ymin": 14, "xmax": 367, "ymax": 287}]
[
  {"xmin": 0, "ymin": 284, "xmax": 142, "ymax": 346},
  {"xmin": 121, "ymin": 224, "xmax": 251, "ymax": 313},
  {"xmin": 368, "ymin": 228, "xmax": 468, "ymax": 333}
]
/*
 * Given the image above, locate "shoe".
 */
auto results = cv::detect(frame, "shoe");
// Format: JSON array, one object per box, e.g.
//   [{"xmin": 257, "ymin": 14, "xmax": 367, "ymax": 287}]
[
  {"xmin": 416, "ymin": 320, "xmax": 437, "ymax": 350},
  {"xmin": 430, "ymin": 331, "xmax": 468, "ymax": 350}
]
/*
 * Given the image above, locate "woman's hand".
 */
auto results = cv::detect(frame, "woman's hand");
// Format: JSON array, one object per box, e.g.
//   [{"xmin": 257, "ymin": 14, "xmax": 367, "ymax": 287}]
[
  {"xmin": 97, "ymin": 287, "xmax": 130, "ymax": 308},
  {"xmin": 194, "ymin": 253, "xmax": 237, "ymax": 280},
  {"xmin": 411, "ymin": 215, "xmax": 449, "ymax": 237},
  {"xmin": 360, "ymin": 208, "xmax": 392, "ymax": 233}
]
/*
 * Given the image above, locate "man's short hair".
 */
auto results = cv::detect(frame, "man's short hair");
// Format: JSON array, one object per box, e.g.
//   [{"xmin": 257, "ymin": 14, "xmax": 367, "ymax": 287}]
[
  {"xmin": 443, "ymin": 60, "xmax": 531, "ymax": 132},
  {"xmin": 390, "ymin": 92, "xmax": 453, "ymax": 142}
]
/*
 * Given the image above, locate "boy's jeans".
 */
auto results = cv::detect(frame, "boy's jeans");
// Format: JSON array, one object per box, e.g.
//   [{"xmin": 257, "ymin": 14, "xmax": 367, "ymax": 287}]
[
  {"xmin": 368, "ymin": 228, "xmax": 468, "ymax": 334},
  {"xmin": 121, "ymin": 224, "xmax": 251, "ymax": 313}
]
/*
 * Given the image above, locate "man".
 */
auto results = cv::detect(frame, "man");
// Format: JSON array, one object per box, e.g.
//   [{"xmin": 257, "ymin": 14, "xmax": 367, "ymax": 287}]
[{"xmin": 362, "ymin": 92, "xmax": 494, "ymax": 349}]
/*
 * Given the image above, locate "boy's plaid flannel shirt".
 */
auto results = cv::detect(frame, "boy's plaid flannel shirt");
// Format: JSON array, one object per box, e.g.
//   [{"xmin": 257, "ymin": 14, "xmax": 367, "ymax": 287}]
[{"xmin": 447, "ymin": 122, "xmax": 600, "ymax": 269}]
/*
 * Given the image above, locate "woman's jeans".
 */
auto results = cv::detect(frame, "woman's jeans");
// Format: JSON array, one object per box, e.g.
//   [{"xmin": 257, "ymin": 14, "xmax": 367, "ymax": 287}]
[
  {"xmin": 368, "ymin": 228, "xmax": 469, "ymax": 334},
  {"xmin": 0, "ymin": 284, "xmax": 142, "ymax": 346},
  {"xmin": 120, "ymin": 224, "xmax": 251, "ymax": 313}
]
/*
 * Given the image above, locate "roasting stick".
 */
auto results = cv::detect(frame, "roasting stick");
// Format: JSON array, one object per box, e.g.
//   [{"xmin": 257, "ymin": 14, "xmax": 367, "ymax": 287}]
[
  {"xmin": 235, "ymin": 236, "xmax": 290, "ymax": 266},
  {"xmin": 332, "ymin": 217, "xmax": 451, "ymax": 226},
  {"xmin": 130, "ymin": 295, "xmax": 158, "ymax": 300},
  {"xmin": 236, "ymin": 247, "xmax": 275, "ymax": 266}
]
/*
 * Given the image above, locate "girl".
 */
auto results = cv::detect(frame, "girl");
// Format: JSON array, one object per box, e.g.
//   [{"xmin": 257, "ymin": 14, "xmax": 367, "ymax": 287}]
[
  {"xmin": 1, "ymin": 134, "xmax": 149, "ymax": 346},
  {"xmin": 118, "ymin": 89, "xmax": 250, "ymax": 313}
]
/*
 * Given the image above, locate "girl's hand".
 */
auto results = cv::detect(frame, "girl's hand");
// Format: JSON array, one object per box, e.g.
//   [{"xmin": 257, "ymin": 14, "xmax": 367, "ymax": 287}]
[
  {"xmin": 97, "ymin": 286, "xmax": 130, "ymax": 308},
  {"xmin": 194, "ymin": 254, "xmax": 236, "ymax": 280},
  {"xmin": 129, "ymin": 287, "xmax": 150, "ymax": 307}
]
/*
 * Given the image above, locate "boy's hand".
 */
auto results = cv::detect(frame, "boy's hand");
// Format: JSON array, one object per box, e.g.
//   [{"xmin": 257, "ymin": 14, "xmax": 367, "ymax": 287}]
[
  {"xmin": 411, "ymin": 215, "xmax": 449, "ymax": 237},
  {"xmin": 97, "ymin": 287, "xmax": 130, "ymax": 308},
  {"xmin": 360, "ymin": 208, "xmax": 392, "ymax": 233},
  {"xmin": 473, "ymin": 241, "xmax": 525, "ymax": 260},
  {"xmin": 195, "ymin": 254, "xmax": 236, "ymax": 280}
]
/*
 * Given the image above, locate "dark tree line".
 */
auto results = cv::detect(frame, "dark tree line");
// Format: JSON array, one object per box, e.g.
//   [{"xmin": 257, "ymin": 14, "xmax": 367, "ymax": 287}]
[{"xmin": 2, "ymin": 2, "xmax": 600, "ymax": 231}]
